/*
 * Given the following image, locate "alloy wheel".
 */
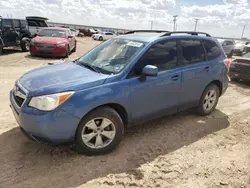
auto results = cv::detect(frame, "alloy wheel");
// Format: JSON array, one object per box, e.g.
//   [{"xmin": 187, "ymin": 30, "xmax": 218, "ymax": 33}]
[
  {"xmin": 203, "ymin": 89, "xmax": 217, "ymax": 111},
  {"xmin": 81, "ymin": 117, "xmax": 116, "ymax": 149}
]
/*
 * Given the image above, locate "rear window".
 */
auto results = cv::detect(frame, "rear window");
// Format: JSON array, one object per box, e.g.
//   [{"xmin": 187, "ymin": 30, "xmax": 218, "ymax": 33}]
[
  {"xmin": 27, "ymin": 20, "xmax": 47, "ymax": 27},
  {"xmin": 180, "ymin": 39, "xmax": 205, "ymax": 65},
  {"xmin": 203, "ymin": 40, "xmax": 221, "ymax": 60}
]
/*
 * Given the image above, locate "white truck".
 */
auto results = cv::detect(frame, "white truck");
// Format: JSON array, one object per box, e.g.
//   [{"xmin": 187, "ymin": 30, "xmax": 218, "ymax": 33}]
[{"xmin": 26, "ymin": 16, "xmax": 48, "ymax": 37}]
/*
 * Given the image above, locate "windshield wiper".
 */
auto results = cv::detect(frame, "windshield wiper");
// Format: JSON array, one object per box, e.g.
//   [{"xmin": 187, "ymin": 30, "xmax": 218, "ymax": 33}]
[{"xmin": 75, "ymin": 60, "xmax": 100, "ymax": 73}]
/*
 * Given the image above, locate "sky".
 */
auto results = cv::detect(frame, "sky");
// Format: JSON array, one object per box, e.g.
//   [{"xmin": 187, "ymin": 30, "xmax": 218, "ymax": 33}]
[{"xmin": 1, "ymin": 0, "xmax": 250, "ymax": 38}]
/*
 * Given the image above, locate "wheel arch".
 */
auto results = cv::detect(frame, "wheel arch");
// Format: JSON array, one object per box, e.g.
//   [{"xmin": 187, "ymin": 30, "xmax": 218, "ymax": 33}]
[
  {"xmin": 81, "ymin": 103, "xmax": 129, "ymax": 127},
  {"xmin": 208, "ymin": 80, "xmax": 222, "ymax": 96}
]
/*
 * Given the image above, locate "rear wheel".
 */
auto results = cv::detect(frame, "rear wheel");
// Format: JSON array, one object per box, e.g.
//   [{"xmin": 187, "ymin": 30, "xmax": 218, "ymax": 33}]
[
  {"xmin": 197, "ymin": 84, "xmax": 220, "ymax": 116},
  {"xmin": 0, "ymin": 45, "xmax": 3, "ymax": 55},
  {"xmin": 65, "ymin": 46, "xmax": 70, "ymax": 58},
  {"xmin": 227, "ymin": 51, "xmax": 233, "ymax": 58},
  {"xmin": 21, "ymin": 40, "xmax": 30, "ymax": 52},
  {"xmin": 72, "ymin": 41, "xmax": 77, "ymax": 52},
  {"xmin": 74, "ymin": 107, "xmax": 124, "ymax": 155}
]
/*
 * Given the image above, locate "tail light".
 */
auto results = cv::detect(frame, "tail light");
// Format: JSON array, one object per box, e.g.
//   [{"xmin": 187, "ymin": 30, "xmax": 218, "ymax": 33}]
[{"xmin": 224, "ymin": 59, "xmax": 231, "ymax": 69}]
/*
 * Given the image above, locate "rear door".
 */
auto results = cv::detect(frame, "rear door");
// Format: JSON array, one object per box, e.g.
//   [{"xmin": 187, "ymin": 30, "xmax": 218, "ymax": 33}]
[
  {"xmin": 12, "ymin": 19, "xmax": 21, "ymax": 42},
  {"xmin": 67, "ymin": 29, "xmax": 75, "ymax": 50},
  {"xmin": 178, "ymin": 38, "xmax": 212, "ymax": 110},
  {"xmin": 2, "ymin": 19, "xmax": 17, "ymax": 45},
  {"xmin": 222, "ymin": 40, "xmax": 234, "ymax": 55}
]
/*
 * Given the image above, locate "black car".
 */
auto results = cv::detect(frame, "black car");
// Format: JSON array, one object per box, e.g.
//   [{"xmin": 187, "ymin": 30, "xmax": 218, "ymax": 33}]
[
  {"xmin": 0, "ymin": 17, "xmax": 31, "ymax": 55},
  {"xmin": 229, "ymin": 53, "xmax": 250, "ymax": 82}
]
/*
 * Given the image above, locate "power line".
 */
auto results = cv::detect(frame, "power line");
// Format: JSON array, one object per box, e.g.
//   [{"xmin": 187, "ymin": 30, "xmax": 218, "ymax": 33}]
[{"xmin": 194, "ymin": 19, "xmax": 199, "ymax": 31}]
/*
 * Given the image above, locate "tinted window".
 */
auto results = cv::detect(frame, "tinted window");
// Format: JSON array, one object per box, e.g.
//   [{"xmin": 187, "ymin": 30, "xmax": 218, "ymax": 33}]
[
  {"xmin": 13, "ymin": 20, "xmax": 20, "ymax": 28},
  {"xmin": 106, "ymin": 33, "xmax": 113, "ymax": 35},
  {"xmin": 203, "ymin": 40, "xmax": 221, "ymax": 60},
  {"xmin": 3, "ymin": 19, "xmax": 12, "ymax": 27},
  {"xmin": 133, "ymin": 40, "xmax": 178, "ymax": 75},
  {"xmin": 180, "ymin": 39, "xmax": 205, "ymax": 65},
  {"xmin": 27, "ymin": 21, "xmax": 38, "ymax": 26}
]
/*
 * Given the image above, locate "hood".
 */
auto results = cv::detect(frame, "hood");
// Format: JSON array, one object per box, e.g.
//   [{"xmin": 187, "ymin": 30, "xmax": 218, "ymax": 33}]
[
  {"xmin": 32, "ymin": 36, "xmax": 68, "ymax": 44},
  {"xmin": 18, "ymin": 62, "xmax": 109, "ymax": 97}
]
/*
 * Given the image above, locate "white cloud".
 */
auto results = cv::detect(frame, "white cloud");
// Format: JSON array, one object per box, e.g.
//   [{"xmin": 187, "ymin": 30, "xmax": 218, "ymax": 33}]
[{"xmin": 0, "ymin": 0, "xmax": 250, "ymax": 38}]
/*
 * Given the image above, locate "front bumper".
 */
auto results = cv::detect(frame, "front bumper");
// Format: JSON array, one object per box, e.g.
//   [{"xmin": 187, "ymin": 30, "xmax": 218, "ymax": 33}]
[
  {"xmin": 10, "ymin": 90, "xmax": 80, "ymax": 145},
  {"xmin": 30, "ymin": 45, "xmax": 67, "ymax": 57}
]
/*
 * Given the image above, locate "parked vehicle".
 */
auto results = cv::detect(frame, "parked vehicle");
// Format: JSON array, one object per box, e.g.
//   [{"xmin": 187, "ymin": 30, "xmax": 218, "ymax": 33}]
[
  {"xmin": 30, "ymin": 27, "xmax": 76, "ymax": 57},
  {"xmin": 0, "ymin": 17, "xmax": 31, "ymax": 55},
  {"xmin": 10, "ymin": 31, "xmax": 229, "ymax": 155},
  {"xmin": 78, "ymin": 32, "xmax": 84, "ymax": 37},
  {"xmin": 233, "ymin": 41, "xmax": 249, "ymax": 56},
  {"xmin": 218, "ymin": 39, "xmax": 235, "ymax": 58},
  {"xmin": 26, "ymin": 16, "xmax": 48, "ymax": 37},
  {"xmin": 70, "ymin": 28, "xmax": 79, "ymax": 36},
  {"xmin": 92, "ymin": 32, "xmax": 116, "ymax": 41},
  {"xmin": 229, "ymin": 52, "xmax": 250, "ymax": 82},
  {"xmin": 244, "ymin": 43, "xmax": 250, "ymax": 53}
]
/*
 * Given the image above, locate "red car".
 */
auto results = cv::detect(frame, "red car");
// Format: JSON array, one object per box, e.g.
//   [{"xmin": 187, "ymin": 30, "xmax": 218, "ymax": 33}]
[{"xmin": 30, "ymin": 27, "xmax": 77, "ymax": 57}]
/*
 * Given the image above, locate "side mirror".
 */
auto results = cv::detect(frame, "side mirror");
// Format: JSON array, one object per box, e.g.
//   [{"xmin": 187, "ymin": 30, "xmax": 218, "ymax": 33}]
[
  {"xmin": 68, "ymin": 35, "xmax": 73, "ymax": 38},
  {"xmin": 142, "ymin": 65, "xmax": 158, "ymax": 77}
]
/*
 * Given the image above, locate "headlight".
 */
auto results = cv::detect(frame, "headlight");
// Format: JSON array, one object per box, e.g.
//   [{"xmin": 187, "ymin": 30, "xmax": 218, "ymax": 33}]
[
  {"xmin": 29, "ymin": 91, "xmax": 74, "ymax": 111},
  {"xmin": 57, "ymin": 43, "xmax": 66, "ymax": 48}
]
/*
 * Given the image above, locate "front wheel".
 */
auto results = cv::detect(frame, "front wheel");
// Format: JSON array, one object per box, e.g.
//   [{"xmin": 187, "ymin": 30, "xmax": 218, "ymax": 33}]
[
  {"xmin": 99, "ymin": 36, "xmax": 103, "ymax": 41},
  {"xmin": 74, "ymin": 107, "xmax": 124, "ymax": 155},
  {"xmin": 197, "ymin": 84, "xmax": 220, "ymax": 116}
]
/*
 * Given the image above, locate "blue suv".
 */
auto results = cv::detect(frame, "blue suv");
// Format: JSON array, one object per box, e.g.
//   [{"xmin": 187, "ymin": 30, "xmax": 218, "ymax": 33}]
[{"xmin": 10, "ymin": 31, "xmax": 229, "ymax": 155}]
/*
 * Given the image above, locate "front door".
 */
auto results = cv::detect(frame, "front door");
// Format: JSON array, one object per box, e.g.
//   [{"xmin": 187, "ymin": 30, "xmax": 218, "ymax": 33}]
[
  {"xmin": 128, "ymin": 40, "xmax": 181, "ymax": 123},
  {"xmin": 178, "ymin": 39, "xmax": 212, "ymax": 110}
]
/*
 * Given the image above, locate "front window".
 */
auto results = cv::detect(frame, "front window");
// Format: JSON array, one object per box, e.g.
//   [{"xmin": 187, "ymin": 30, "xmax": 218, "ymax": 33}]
[
  {"xmin": 38, "ymin": 29, "xmax": 66, "ymax": 38},
  {"xmin": 78, "ymin": 38, "xmax": 146, "ymax": 74}
]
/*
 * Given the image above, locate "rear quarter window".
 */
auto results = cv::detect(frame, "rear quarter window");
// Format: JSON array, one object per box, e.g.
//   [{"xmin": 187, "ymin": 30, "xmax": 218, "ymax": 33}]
[{"xmin": 203, "ymin": 40, "xmax": 221, "ymax": 61}]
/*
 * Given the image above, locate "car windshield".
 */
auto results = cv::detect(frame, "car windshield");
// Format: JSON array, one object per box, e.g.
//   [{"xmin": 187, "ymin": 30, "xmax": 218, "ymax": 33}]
[
  {"xmin": 78, "ymin": 38, "xmax": 146, "ymax": 74},
  {"xmin": 38, "ymin": 29, "xmax": 66, "ymax": 38}
]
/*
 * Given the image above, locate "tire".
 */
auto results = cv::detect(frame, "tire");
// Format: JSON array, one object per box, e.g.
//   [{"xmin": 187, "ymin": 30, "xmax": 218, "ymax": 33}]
[
  {"xmin": 21, "ymin": 40, "xmax": 30, "ymax": 52},
  {"xmin": 74, "ymin": 107, "xmax": 124, "ymax": 155},
  {"xmin": 0, "ymin": 45, "xmax": 3, "ymax": 55},
  {"xmin": 197, "ymin": 84, "xmax": 220, "ymax": 116},
  {"xmin": 227, "ymin": 51, "xmax": 233, "ymax": 58},
  {"xmin": 72, "ymin": 42, "xmax": 76, "ymax": 52},
  {"xmin": 65, "ymin": 46, "xmax": 70, "ymax": 58},
  {"xmin": 99, "ymin": 36, "xmax": 103, "ymax": 41}
]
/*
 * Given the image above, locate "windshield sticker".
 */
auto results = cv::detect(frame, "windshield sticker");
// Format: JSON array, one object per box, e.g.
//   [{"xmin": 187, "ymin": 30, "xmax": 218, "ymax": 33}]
[{"xmin": 127, "ymin": 41, "xmax": 143, "ymax": 47}]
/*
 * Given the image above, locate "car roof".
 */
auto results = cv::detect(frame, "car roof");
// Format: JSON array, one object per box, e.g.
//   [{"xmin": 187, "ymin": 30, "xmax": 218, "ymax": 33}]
[
  {"xmin": 118, "ymin": 31, "xmax": 216, "ymax": 43},
  {"xmin": 119, "ymin": 32, "xmax": 165, "ymax": 43}
]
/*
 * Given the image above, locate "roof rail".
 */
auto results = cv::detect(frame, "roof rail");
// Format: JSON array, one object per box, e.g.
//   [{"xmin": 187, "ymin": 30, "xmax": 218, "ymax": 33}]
[
  {"xmin": 125, "ymin": 30, "xmax": 169, "ymax": 34},
  {"xmin": 162, "ymin": 31, "xmax": 211, "ymax": 37}
]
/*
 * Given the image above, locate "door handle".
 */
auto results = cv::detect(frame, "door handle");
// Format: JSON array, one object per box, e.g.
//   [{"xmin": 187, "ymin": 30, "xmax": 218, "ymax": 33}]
[
  {"xmin": 171, "ymin": 75, "xmax": 179, "ymax": 81},
  {"xmin": 204, "ymin": 67, "xmax": 210, "ymax": 72}
]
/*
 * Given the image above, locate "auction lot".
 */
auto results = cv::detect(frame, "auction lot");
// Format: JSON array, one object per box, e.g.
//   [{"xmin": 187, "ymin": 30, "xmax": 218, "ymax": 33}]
[{"xmin": 0, "ymin": 37, "xmax": 250, "ymax": 188}]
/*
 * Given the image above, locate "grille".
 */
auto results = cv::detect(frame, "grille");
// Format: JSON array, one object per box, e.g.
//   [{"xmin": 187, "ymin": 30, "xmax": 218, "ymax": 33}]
[
  {"xmin": 35, "ymin": 43, "xmax": 55, "ymax": 50},
  {"xmin": 13, "ymin": 85, "xmax": 26, "ymax": 107}
]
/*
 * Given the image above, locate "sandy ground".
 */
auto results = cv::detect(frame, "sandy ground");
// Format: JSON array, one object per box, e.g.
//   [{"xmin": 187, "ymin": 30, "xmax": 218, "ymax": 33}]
[{"xmin": 0, "ymin": 38, "xmax": 250, "ymax": 188}]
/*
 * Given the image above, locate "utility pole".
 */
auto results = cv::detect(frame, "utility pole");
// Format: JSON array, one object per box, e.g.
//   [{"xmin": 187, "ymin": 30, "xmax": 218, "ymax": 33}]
[
  {"xmin": 194, "ymin": 19, "xmax": 199, "ymax": 31},
  {"xmin": 241, "ymin": 25, "xmax": 246, "ymax": 39},
  {"xmin": 173, "ymin": 15, "xmax": 178, "ymax": 31},
  {"xmin": 151, "ymin": 21, "xmax": 153, "ymax": 30}
]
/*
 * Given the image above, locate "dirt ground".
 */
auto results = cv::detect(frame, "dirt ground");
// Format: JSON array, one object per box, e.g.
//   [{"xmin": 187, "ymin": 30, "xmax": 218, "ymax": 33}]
[{"xmin": 0, "ymin": 38, "xmax": 250, "ymax": 188}]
